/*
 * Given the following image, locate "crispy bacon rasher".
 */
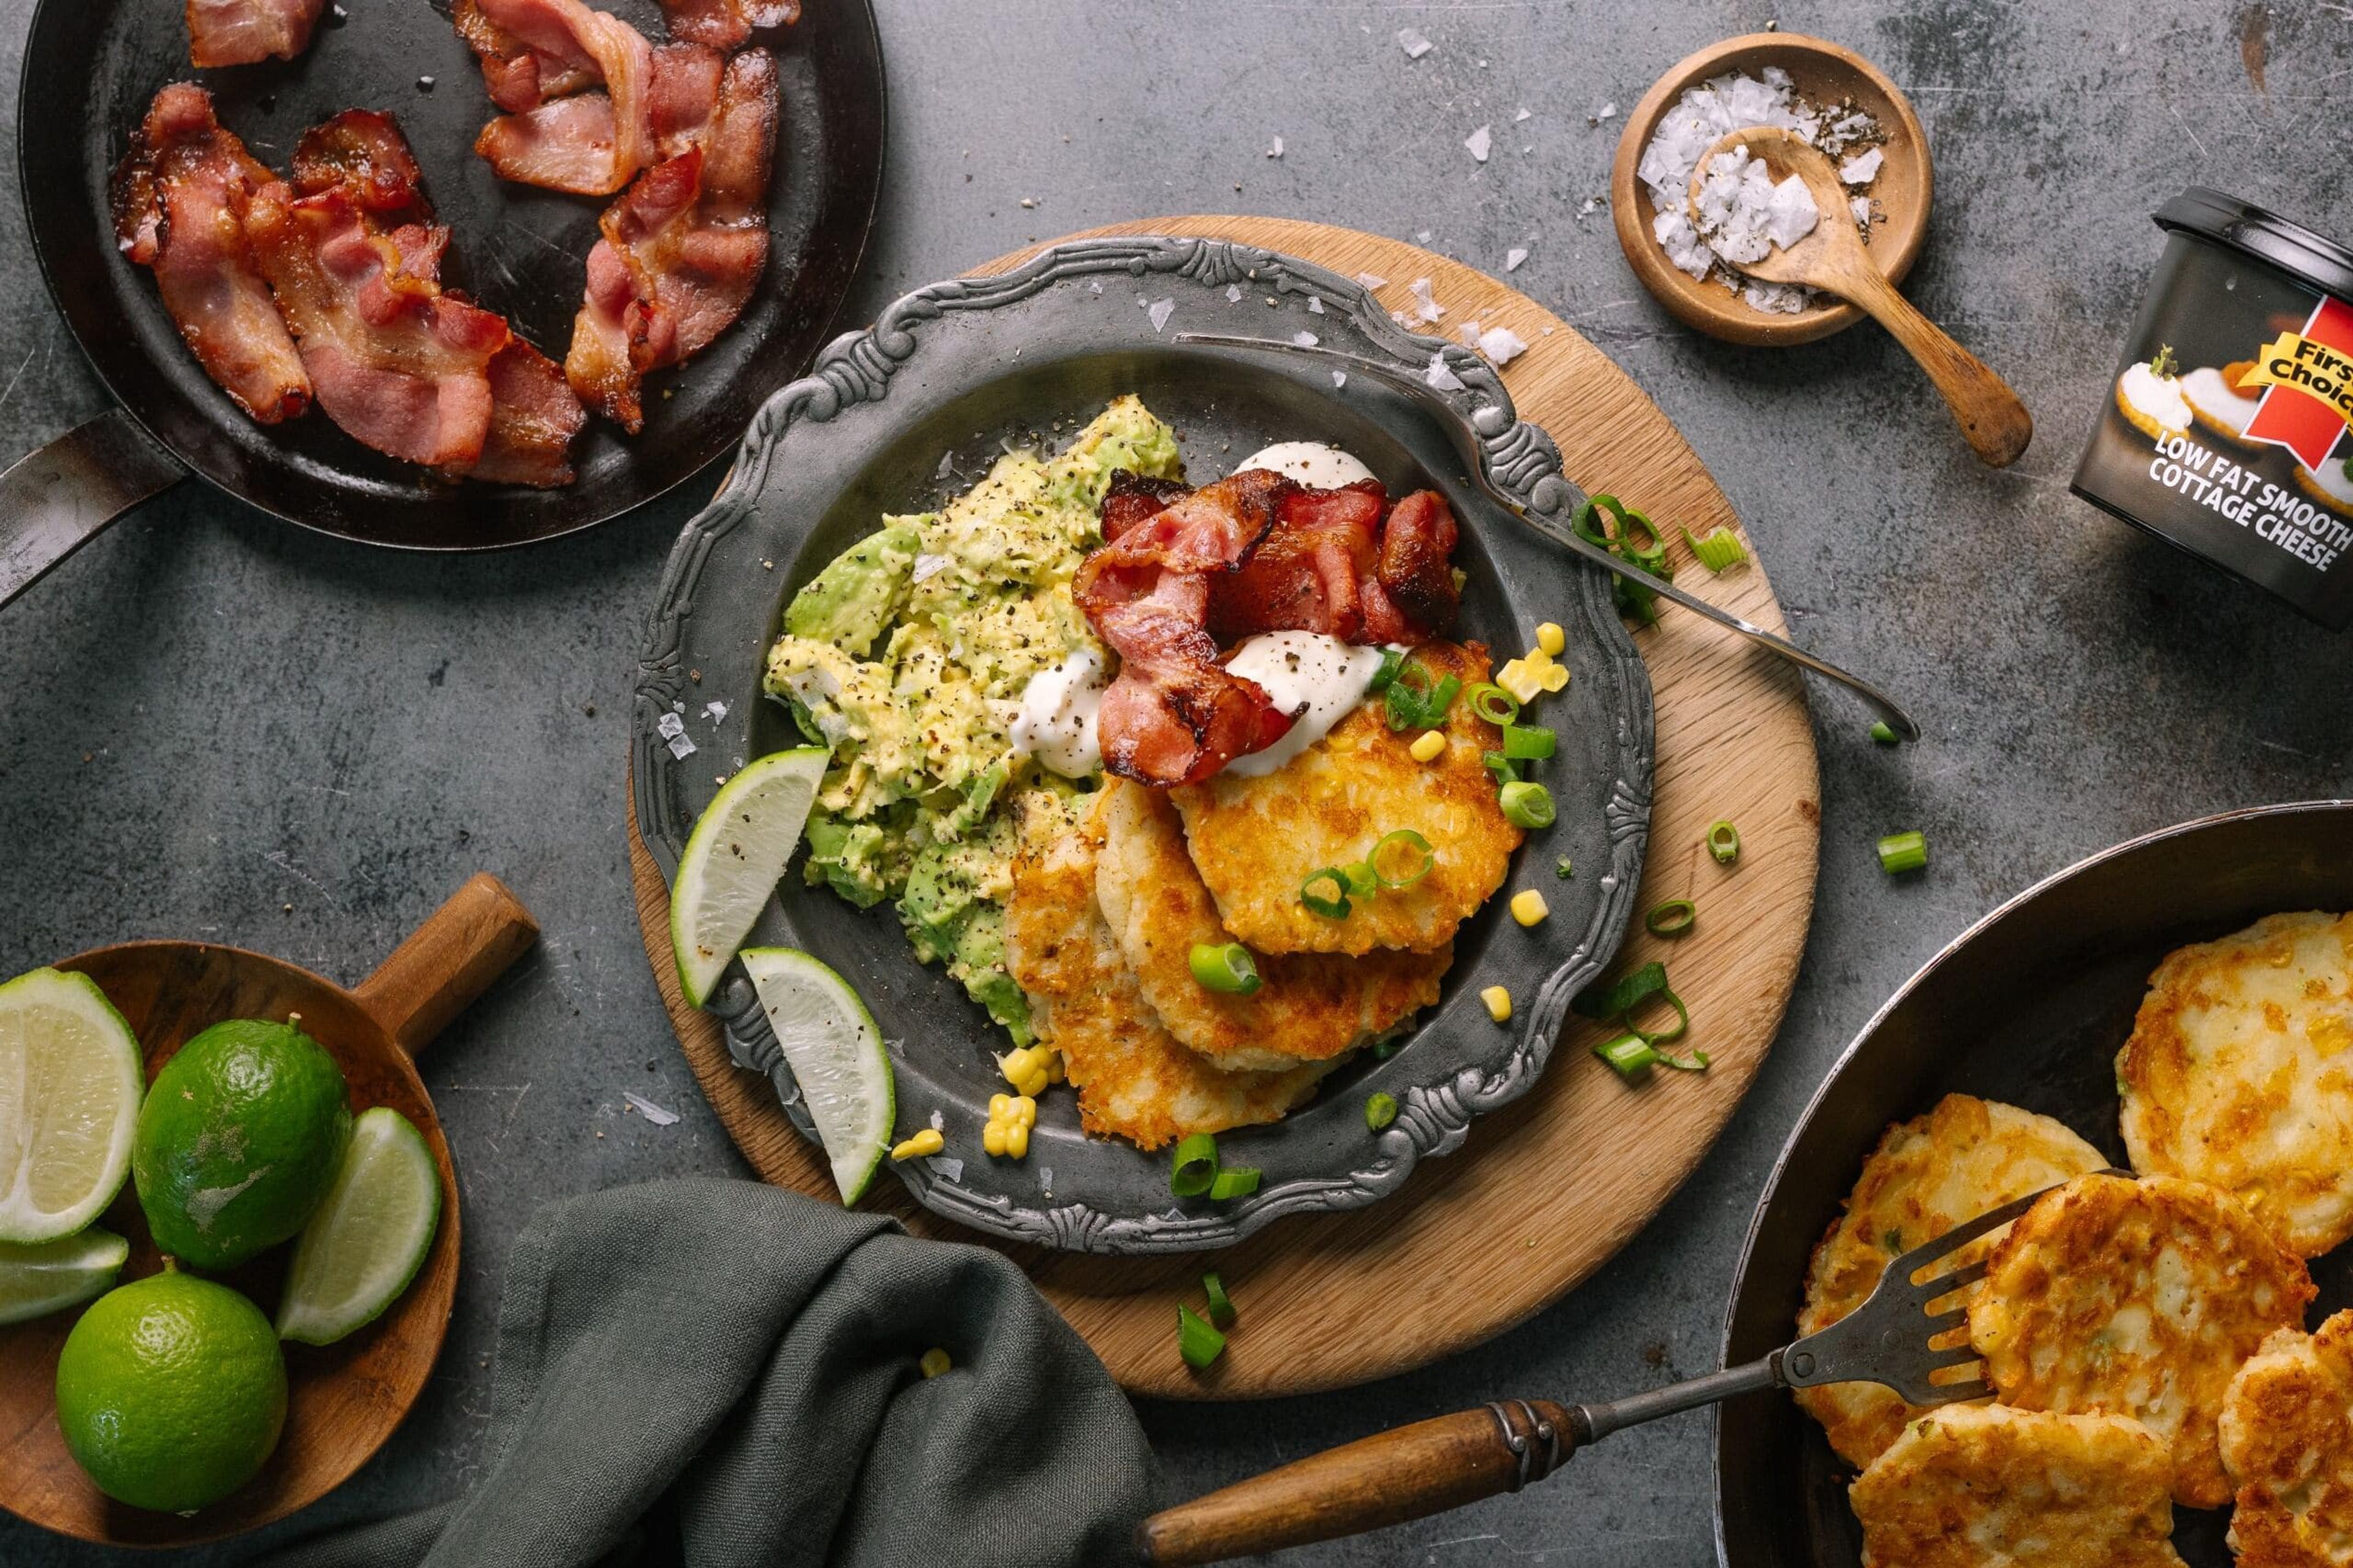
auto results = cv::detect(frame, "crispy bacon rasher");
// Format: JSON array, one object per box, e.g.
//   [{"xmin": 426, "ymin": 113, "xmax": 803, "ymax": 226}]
[
  {"xmin": 1076, "ymin": 471, "xmax": 1298, "ymax": 786},
  {"xmin": 657, "ymin": 0, "xmax": 799, "ymax": 49},
  {"xmin": 111, "ymin": 85, "xmax": 310, "ymax": 424},
  {"xmin": 186, "ymin": 0, "xmax": 324, "ymax": 69},
  {"xmin": 564, "ymin": 48, "xmax": 775, "ymax": 431}
]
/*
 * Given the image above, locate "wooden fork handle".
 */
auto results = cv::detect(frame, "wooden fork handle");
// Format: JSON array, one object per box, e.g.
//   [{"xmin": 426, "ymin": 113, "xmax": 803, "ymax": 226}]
[
  {"xmin": 352, "ymin": 873, "xmax": 540, "ymax": 1058},
  {"xmin": 1136, "ymin": 1399, "xmax": 1578, "ymax": 1564},
  {"xmin": 1841, "ymin": 266, "xmax": 2033, "ymax": 468}
]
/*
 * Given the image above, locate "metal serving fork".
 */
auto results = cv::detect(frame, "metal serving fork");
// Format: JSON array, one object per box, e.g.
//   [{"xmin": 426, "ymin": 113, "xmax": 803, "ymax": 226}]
[
  {"xmin": 1135, "ymin": 1186, "xmax": 2052, "ymax": 1565},
  {"xmin": 1171, "ymin": 330, "xmax": 1920, "ymax": 741}
]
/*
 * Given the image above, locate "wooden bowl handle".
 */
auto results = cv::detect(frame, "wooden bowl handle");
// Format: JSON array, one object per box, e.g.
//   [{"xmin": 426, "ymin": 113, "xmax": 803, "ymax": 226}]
[
  {"xmin": 1135, "ymin": 1399, "xmax": 1577, "ymax": 1564},
  {"xmin": 352, "ymin": 874, "xmax": 540, "ymax": 1058}
]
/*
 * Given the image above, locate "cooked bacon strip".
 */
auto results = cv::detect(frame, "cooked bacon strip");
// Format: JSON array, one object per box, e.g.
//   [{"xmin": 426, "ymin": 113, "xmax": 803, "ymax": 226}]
[
  {"xmin": 657, "ymin": 0, "xmax": 798, "ymax": 49},
  {"xmin": 110, "ymin": 85, "xmax": 309, "ymax": 424},
  {"xmin": 564, "ymin": 49, "xmax": 774, "ymax": 430},
  {"xmin": 1077, "ymin": 471, "xmax": 1297, "ymax": 786},
  {"xmin": 1366, "ymin": 489, "xmax": 1462, "ymax": 640},
  {"xmin": 1099, "ymin": 471, "xmax": 1191, "ymax": 540},
  {"xmin": 186, "ymin": 0, "xmax": 324, "ymax": 67},
  {"xmin": 474, "ymin": 340, "xmax": 588, "ymax": 487},
  {"xmin": 1209, "ymin": 479, "xmax": 1385, "ymax": 643},
  {"xmin": 454, "ymin": 0, "xmax": 603, "ymax": 112},
  {"xmin": 291, "ymin": 110, "xmax": 433, "ymax": 229}
]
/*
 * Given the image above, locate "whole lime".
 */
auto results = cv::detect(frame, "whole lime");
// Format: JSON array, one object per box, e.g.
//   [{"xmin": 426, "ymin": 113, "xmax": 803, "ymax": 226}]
[
  {"xmin": 55, "ymin": 1269, "xmax": 286, "ymax": 1512},
  {"xmin": 134, "ymin": 1018, "xmax": 352, "ymax": 1270}
]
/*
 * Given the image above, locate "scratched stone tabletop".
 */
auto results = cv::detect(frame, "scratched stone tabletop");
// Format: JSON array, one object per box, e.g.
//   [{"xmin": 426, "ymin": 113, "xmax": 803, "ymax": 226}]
[{"xmin": 2, "ymin": 2, "xmax": 2348, "ymax": 1564}]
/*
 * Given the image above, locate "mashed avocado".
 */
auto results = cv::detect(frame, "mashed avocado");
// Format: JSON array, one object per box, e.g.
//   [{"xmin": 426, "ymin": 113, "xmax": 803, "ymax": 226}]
[{"xmin": 766, "ymin": 396, "xmax": 1183, "ymax": 1041}]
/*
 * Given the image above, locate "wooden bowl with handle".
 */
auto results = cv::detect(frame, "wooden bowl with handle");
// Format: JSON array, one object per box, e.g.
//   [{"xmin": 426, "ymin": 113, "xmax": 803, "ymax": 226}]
[
  {"xmin": 1610, "ymin": 31, "xmax": 1932, "ymax": 347},
  {"xmin": 0, "ymin": 873, "xmax": 537, "ymax": 1548}
]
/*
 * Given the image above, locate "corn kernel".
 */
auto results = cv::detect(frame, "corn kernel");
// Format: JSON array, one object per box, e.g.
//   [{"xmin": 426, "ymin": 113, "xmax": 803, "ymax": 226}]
[
  {"xmin": 1012, "ymin": 1095, "xmax": 1037, "ymax": 1127},
  {"xmin": 1019, "ymin": 1069, "xmax": 1048, "ymax": 1097},
  {"xmin": 890, "ymin": 1128, "xmax": 945, "ymax": 1161},
  {"xmin": 1510, "ymin": 888, "xmax": 1550, "ymax": 926},
  {"xmin": 1539, "ymin": 662, "xmax": 1569, "ymax": 694},
  {"xmin": 919, "ymin": 1347, "xmax": 952, "ymax": 1378},
  {"xmin": 990, "ymin": 1093, "xmax": 1012, "ymax": 1119},
  {"xmin": 1409, "ymin": 729, "xmax": 1447, "ymax": 763},
  {"xmin": 1536, "ymin": 621, "xmax": 1566, "ymax": 657},
  {"xmin": 1481, "ymin": 985, "xmax": 1513, "ymax": 1023},
  {"xmin": 1006, "ymin": 1122, "xmax": 1030, "ymax": 1159},
  {"xmin": 1496, "ymin": 659, "xmax": 1543, "ymax": 705},
  {"xmin": 1045, "ymin": 1050, "xmax": 1066, "ymax": 1084},
  {"xmin": 982, "ymin": 1121, "xmax": 1009, "ymax": 1157}
]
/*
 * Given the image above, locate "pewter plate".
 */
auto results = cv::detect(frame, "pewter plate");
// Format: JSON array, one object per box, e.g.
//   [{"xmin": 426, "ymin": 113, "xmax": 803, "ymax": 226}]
[
  {"xmin": 631, "ymin": 237, "xmax": 1654, "ymax": 1253},
  {"xmin": 1716, "ymin": 801, "xmax": 2353, "ymax": 1566}
]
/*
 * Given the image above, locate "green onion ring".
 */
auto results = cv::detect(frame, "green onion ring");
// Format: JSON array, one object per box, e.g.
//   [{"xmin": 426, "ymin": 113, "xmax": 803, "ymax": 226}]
[
  {"xmin": 1178, "ymin": 1302, "xmax": 1227, "ymax": 1369},
  {"xmin": 1369, "ymin": 828, "xmax": 1436, "ymax": 888},
  {"xmin": 1482, "ymin": 750, "xmax": 1520, "ymax": 787},
  {"xmin": 1593, "ymin": 1032, "xmax": 1658, "ymax": 1080},
  {"xmin": 1644, "ymin": 899, "xmax": 1697, "ymax": 937},
  {"xmin": 1169, "ymin": 1132, "xmax": 1219, "ymax": 1197},
  {"xmin": 1188, "ymin": 941, "xmax": 1262, "ymax": 995},
  {"xmin": 1499, "ymin": 780, "xmax": 1556, "ymax": 830},
  {"xmin": 1706, "ymin": 820, "xmax": 1741, "ymax": 865},
  {"xmin": 1208, "ymin": 1167, "xmax": 1262, "ymax": 1201},
  {"xmin": 1502, "ymin": 724, "xmax": 1555, "ymax": 761},
  {"xmin": 1632, "ymin": 985, "xmax": 1691, "ymax": 1045},
  {"xmin": 1299, "ymin": 867, "xmax": 1354, "ymax": 918},
  {"xmin": 1877, "ymin": 830, "xmax": 1929, "ymax": 875},
  {"xmin": 1466, "ymin": 682, "xmax": 1520, "ymax": 727},
  {"xmin": 1202, "ymin": 1272, "xmax": 1237, "ymax": 1329},
  {"xmin": 1364, "ymin": 1091, "xmax": 1399, "ymax": 1131},
  {"xmin": 1368, "ymin": 647, "xmax": 1406, "ymax": 692}
]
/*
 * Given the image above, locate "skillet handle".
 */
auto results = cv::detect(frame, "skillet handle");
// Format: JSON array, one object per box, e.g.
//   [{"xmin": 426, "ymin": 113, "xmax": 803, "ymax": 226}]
[
  {"xmin": 0, "ymin": 409, "xmax": 185, "ymax": 610},
  {"xmin": 1135, "ymin": 1400, "xmax": 1578, "ymax": 1565},
  {"xmin": 353, "ymin": 874, "xmax": 540, "ymax": 1058}
]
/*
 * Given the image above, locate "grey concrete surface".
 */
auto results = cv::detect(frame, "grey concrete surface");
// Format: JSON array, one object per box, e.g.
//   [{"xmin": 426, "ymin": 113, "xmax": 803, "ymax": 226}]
[{"xmin": 2, "ymin": 1, "xmax": 2347, "ymax": 1564}]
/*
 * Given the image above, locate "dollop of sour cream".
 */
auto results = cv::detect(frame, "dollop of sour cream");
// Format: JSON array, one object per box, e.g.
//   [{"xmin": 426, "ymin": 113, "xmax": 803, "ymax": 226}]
[
  {"xmin": 1010, "ymin": 647, "xmax": 1106, "ymax": 778},
  {"xmin": 1233, "ymin": 441, "xmax": 1376, "ymax": 490},
  {"xmin": 1222, "ymin": 631, "xmax": 1387, "ymax": 778}
]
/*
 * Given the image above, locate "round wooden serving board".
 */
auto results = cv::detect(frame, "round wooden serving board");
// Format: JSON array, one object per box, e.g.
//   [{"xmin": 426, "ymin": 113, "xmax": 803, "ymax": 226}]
[{"xmin": 627, "ymin": 218, "xmax": 1821, "ymax": 1398}]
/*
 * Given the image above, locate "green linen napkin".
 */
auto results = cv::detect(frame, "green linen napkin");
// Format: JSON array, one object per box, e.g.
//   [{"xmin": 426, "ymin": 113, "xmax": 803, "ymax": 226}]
[{"xmin": 259, "ymin": 1178, "xmax": 1154, "ymax": 1568}]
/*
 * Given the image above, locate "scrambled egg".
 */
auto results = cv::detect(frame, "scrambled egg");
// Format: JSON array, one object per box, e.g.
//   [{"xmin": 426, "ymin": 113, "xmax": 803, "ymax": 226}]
[{"xmin": 765, "ymin": 396, "xmax": 1182, "ymax": 1040}]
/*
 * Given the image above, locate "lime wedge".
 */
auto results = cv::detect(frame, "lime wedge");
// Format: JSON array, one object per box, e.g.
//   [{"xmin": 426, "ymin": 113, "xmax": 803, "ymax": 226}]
[
  {"xmin": 739, "ymin": 949, "xmax": 893, "ymax": 1204},
  {"xmin": 670, "ymin": 748, "xmax": 831, "ymax": 1007},
  {"xmin": 0, "ymin": 1227, "xmax": 129, "ymax": 1326},
  {"xmin": 0, "ymin": 968, "xmax": 143, "ymax": 1244},
  {"xmin": 275, "ymin": 1107, "xmax": 441, "ymax": 1346}
]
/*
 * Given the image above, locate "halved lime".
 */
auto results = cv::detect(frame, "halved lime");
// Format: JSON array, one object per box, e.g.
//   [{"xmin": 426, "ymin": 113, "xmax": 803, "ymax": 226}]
[
  {"xmin": 0, "ymin": 1228, "xmax": 129, "ymax": 1326},
  {"xmin": 275, "ymin": 1107, "xmax": 441, "ymax": 1346},
  {"xmin": 670, "ymin": 748, "xmax": 831, "ymax": 1007},
  {"xmin": 0, "ymin": 968, "xmax": 143, "ymax": 1244},
  {"xmin": 739, "ymin": 949, "xmax": 893, "ymax": 1204}
]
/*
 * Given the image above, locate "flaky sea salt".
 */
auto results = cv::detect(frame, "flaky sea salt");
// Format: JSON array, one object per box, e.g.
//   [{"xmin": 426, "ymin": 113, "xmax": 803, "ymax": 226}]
[
  {"xmin": 623, "ymin": 1092, "xmax": 680, "ymax": 1127},
  {"xmin": 1408, "ymin": 276, "xmax": 1445, "ymax": 322},
  {"xmin": 1478, "ymin": 325, "xmax": 1528, "ymax": 366},
  {"xmin": 702, "ymin": 700, "xmax": 728, "ymax": 722},
  {"xmin": 1354, "ymin": 271, "xmax": 1387, "ymax": 289},
  {"xmin": 1226, "ymin": 282, "xmax": 1243, "ymax": 302},
  {"xmin": 1266, "ymin": 135, "xmax": 1284, "ymax": 159},
  {"xmin": 1506, "ymin": 246, "xmax": 1528, "ymax": 271},
  {"xmin": 1291, "ymin": 331, "xmax": 1319, "ymax": 347},
  {"xmin": 1465, "ymin": 125, "xmax": 1492, "ymax": 163},
  {"xmin": 912, "ymin": 553, "xmax": 951, "ymax": 583},
  {"xmin": 1331, "ymin": 370, "xmax": 1347, "ymax": 388},
  {"xmin": 928, "ymin": 1108, "xmax": 944, "ymax": 1132},
  {"xmin": 934, "ymin": 450, "xmax": 953, "ymax": 479},
  {"xmin": 1396, "ymin": 26, "xmax": 1433, "ymax": 58},
  {"xmin": 1423, "ymin": 352, "xmax": 1465, "ymax": 391},
  {"xmin": 1307, "ymin": 295, "xmax": 1324, "ymax": 314},
  {"xmin": 1146, "ymin": 298, "xmax": 1175, "ymax": 333},
  {"xmin": 1840, "ymin": 147, "xmax": 1882, "ymax": 185},
  {"xmin": 927, "ymin": 1155, "xmax": 964, "ymax": 1182}
]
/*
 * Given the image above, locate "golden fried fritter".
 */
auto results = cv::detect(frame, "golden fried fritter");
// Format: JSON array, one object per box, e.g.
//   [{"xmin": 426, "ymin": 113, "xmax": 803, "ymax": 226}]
[
  {"xmin": 1094, "ymin": 780, "xmax": 1449, "ymax": 1073},
  {"xmin": 2220, "ymin": 1309, "xmax": 2353, "ymax": 1568},
  {"xmin": 1797, "ymin": 1094, "xmax": 2105, "ymax": 1468},
  {"xmin": 1001, "ymin": 793, "xmax": 1330, "ymax": 1150},
  {"xmin": 1169, "ymin": 640, "xmax": 1521, "ymax": 957},
  {"xmin": 1968, "ymin": 1171, "xmax": 2315, "ymax": 1509},
  {"xmin": 1850, "ymin": 1404, "xmax": 2185, "ymax": 1568},
  {"xmin": 2118, "ymin": 911, "xmax": 2353, "ymax": 1257}
]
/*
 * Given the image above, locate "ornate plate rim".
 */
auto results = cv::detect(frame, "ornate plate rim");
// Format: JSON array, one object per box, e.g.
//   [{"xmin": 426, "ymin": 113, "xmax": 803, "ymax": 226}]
[{"xmin": 631, "ymin": 235, "xmax": 1655, "ymax": 1252}]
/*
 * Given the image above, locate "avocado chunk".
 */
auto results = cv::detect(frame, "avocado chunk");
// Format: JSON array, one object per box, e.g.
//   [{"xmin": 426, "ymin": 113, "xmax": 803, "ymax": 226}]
[{"xmin": 785, "ymin": 520, "xmax": 922, "ymax": 657}]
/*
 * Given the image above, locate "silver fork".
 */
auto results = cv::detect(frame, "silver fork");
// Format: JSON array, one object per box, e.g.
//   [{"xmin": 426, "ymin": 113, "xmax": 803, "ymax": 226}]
[
  {"xmin": 1135, "ymin": 1184, "xmax": 2052, "ymax": 1565},
  {"xmin": 1171, "ymin": 330, "xmax": 1920, "ymax": 741}
]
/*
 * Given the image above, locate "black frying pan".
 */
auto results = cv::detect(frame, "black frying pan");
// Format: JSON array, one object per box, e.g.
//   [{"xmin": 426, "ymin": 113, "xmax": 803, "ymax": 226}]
[
  {"xmin": 1715, "ymin": 800, "xmax": 2353, "ymax": 1567},
  {"xmin": 1, "ymin": 0, "xmax": 884, "ymax": 604}
]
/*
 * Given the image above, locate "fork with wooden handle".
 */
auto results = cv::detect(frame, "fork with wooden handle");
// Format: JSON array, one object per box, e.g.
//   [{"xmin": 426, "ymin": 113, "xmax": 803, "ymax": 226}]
[{"xmin": 1135, "ymin": 1184, "xmax": 2055, "ymax": 1564}]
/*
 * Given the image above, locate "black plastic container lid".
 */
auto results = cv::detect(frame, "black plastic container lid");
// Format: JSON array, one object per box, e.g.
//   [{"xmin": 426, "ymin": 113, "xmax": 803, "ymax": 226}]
[{"xmin": 2156, "ymin": 187, "xmax": 2353, "ymax": 305}]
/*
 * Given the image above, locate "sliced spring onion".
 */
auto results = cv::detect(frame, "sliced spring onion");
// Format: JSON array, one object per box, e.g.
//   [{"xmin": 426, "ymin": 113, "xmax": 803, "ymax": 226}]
[
  {"xmin": 1684, "ymin": 526, "xmax": 1749, "ymax": 574},
  {"xmin": 1383, "ymin": 664, "xmax": 1462, "ymax": 732},
  {"xmin": 1202, "ymin": 1272, "xmax": 1237, "ymax": 1329},
  {"xmin": 1870, "ymin": 721, "xmax": 1901, "ymax": 746},
  {"xmin": 1502, "ymin": 724, "xmax": 1555, "ymax": 761},
  {"xmin": 1300, "ymin": 868, "xmax": 1352, "ymax": 919},
  {"xmin": 1170, "ymin": 1132, "xmax": 1219, "ymax": 1197},
  {"xmin": 1644, "ymin": 899, "xmax": 1696, "ymax": 937},
  {"xmin": 1499, "ymin": 781, "xmax": 1556, "ymax": 830},
  {"xmin": 1574, "ymin": 494, "xmax": 1673, "ymax": 626},
  {"xmin": 1594, "ymin": 1033, "xmax": 1659, "ymax": 1079},
  {"xmin": 1189, "ymin": 942, "xmax": 1262, "ymax": 995},
  {"xmin": 1338, "ymin": 861, "xmax": 1380, "ymax": 898},
  {"xmin": 1369, "ymin": 828, "xmax": 1436, "ymax": 888},
  {"xmin": 1632, "ymin": 985, "xmax": 1691, "ymax": 1045},
  {"xmin": 1654, "ymin": 1044, "xmax": 1711, "ymax": 1072},
  {"xmin": 1482, "ymin": 751, "xmax": 1520, "ymax": 787},
  {"xmin": 1466, "ymin": 682, "xmax": 1521, "ymax": 727},
  {"xmin": 1573, "ymin": 960, "xmax": 1669, "ymax": 1021},
  {"xmin": 1556, "ymin": 856, "xmax": 1574, "ymax": 879},
  {"xmin": 1178, "ymin": 1303, "xmax": 1227, "ymax": 1369},
  {"xmin": 1706, "ymin": 820, "xmax": 1741, "ymax": 865},
  {"xmin": 1877, "ymin": 830, "xmax": 1929, "ymax": 874},
  {"xmin": 1365, "ymin": 1092, "xmax": 1398, "ymax": 1131},
  {"xmin": 1368, "ymin": 647, "xmax": 1406, "ymax": 692},
  {"xmin": 1422, "ymin": 674, "xmax": 1462, "ymax": 725},
  {"xmin": 1209, "ymin": 1166, "xmax": 1262, "ymax": 1201}
]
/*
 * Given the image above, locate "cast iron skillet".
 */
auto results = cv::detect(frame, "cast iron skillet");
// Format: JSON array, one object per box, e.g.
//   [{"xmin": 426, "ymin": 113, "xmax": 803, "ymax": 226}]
[
  {"xmin": 1715, "ymin": 800, "xmax": 2353, "ymax": 1567},
  {"xmin": 0, "ymin": 0, "xmax": 884, "ymax": 605}
]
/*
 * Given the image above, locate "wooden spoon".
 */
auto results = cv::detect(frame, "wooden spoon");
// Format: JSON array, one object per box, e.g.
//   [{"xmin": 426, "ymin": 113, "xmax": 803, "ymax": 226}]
[
  {"xmin": 1693, "ymin": 125, "xmax": 2033, "ymax": 466},
  {"xmin": 0, "ymin": 874, "xmax": 537, "ymax": 1548}
]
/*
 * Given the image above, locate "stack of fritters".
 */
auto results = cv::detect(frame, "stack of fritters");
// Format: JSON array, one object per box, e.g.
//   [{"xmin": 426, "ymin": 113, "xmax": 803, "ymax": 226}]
[
  {"xmin": 1805, "ymin": 911, "xmax": 2353, "ymax": 1567},
  {"xmin": 1002, "ymin": 640, "xmax": 1521, "ymax": 1150}
]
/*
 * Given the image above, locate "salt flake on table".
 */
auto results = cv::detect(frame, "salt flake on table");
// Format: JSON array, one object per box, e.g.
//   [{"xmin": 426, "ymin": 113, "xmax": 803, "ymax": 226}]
[
  {"xmin": 1396, "ymin": 26, "xmax": 1433, "ymax": 58},
  {"xmin": 1330, "ymin": 370, "xmax": 1347, "ymax": 388},
  {"xmin": 1226, "ymin": 283, "xmax": 1243, "ymax": 302},
  {"xmin": 1514, "ymin": 107, "xmax": 1531, "ymax": 122},
  {"xmin": 1505, "ymin": 246, "xmax": 1528, "ymax": 271},
  {"xmin": 1146, "ymin": 298, "xmax": 1175, "ymax": 333},
  {"xmin": 623, "ymin": 1092, "xmax": 680, "ymax": 1127},
  {"xmin": 927, "ymin": 1155, "xmax": 964, "ymax": 1182},
  {"xmin": 1409, "ymin": 277, "xmax": 1445, "ymax": 322},
  {"xmin": 928, "ymin": 1108, "xmax": 944, "ymax": 1132},
  {"xmin": 934, "ymin": 450, "xmax": 954, "ymax": 479},
  {"xmin": 1038, "ymin": 1167, "xmax": 1053, "ymax": 1194},
  {"xmin": 1840, "ymin": 147, "xmax": 1882, "ymax": 185},
  {"xmin": 1266, "ymin": 136, "xmax": 1284, "ymax": 159},
  {"xmin": 1457, "ymin": 322, "xmax": 1482, "ymax": 348},
  {"xmin": 1414, "ymin": 229, "xmax": 1433, "ymax": 244},
  {"xmin": 1291, "ymin": 330, "xmax": 1319, "ymax": 347},
  {"xmin": 1423, "ymin": 352, "xmax": 1466, "ymax": 392},
  {"xmin": 1478, "ymin": 325, "xmax": 1528, "ymax": 366},
  {"xmin": 1089, "ymin": 279, "xmax": 1102, "ymax": 293},
  {"xmin": 1354, "ymin": 271, "xmax": 1387, "ymax": 290},
  {"xmin": 1594, "ymin": 102, "xmax": 1617, "ymax": 122},
  {"xmin": 657, "ymin": 711, "xmax": 686, "ymax": 739},
  {"xmin": 667, "ymin": 734, "xmax": 697, "ymax": 759},
  {"xmin": 1465, "ymin": 125, "xmax": 1491, "ymax": 163},
  {"xmin": 1307, "ymin": 295, "xmax": 1324, "ymax": 314},
  {"xmin": 702, "ymin": 700, "xmax": 729, "ymax": 722}
]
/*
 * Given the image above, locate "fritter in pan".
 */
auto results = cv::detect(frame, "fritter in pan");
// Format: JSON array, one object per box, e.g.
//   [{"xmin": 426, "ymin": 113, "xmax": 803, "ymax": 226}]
[{"xmin": 2220, "ymin": 1308, "xmax": 2353, "ymax": 1568}]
